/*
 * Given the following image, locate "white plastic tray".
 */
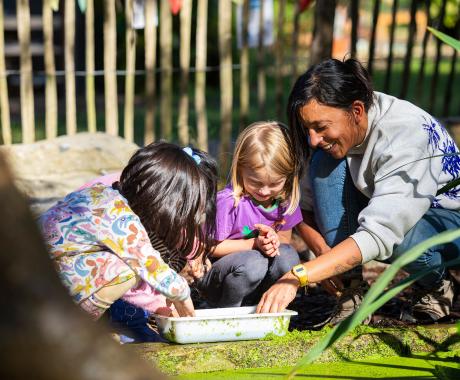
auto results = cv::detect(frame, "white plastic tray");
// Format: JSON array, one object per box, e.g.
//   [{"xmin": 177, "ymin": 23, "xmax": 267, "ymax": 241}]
[{"xmin": 154, "ymin": 306, "xmax": 297, "ymax": 344}]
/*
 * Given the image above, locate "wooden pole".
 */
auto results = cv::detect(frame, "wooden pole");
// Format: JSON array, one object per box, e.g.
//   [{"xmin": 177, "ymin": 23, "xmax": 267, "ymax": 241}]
[
  {"xmin": 0, "ymin": 0, "xmax": 11, "ymax": 144},
  {"xmin": 367, "ymin": 0, "xmax": 381, "ymax": 77},
  {"xmin": 429, "ymin": 0, "xmax": 447, "ymax": 114},
  {"xmin": 104, "ymin": 0, "xmax": 118, "ymax": 136},
  {"xmin": 195, "ymin": 0, "xmax": 208, "ymax": 151},
  {"xmin": 16, "ymin": 0, "xmax": 34, "ymax": 143},
  {"xmin": 160, "ymin": 0, "xmax": 172, "ymax": 140},
  {"xmin": 443, "ymin": 49, "xmax": 457, "ymax": 116},
  {"xmin": 275, "ymin": 0, "xmax": 286, "ymax": 120},
  {"xmin": 124, "ymin": 0, "xmax": 136, "ymax": 143},
  {"xmin": 310, "ymin": 0, "xmax": 336, "ymax": 65},
  {"xmin": 239, "ymin": 0, "xmax": 249, "ymax": 132},
  {"xmin": 43, "ymin": 0, "xmax": 58, "ymax": 140},
  {"xmin": 350, "ymin": 0, "xmax": 359, "ymax": 59},
  {"xmin": 65, "ymin": 0, "xmax": 76, "ymax": 135},
  {"xmin": 291, "ymin": 2, "xmax": 301, "ymax": 82},
  {"xmin": 178, "ymin": 0, "xmax": 192, "ymax": 145},
  {"xmin": 86, "ymin": 0, "xmax": 97, "ymax": 133},
  {"xmin": 399, "ymin": 0, "xmax": 417, "ymax": 99},
  {"xmin": 257, "ymin": 0, "xmax": 266, "ymax": 118},
  {"xmin": 218, "ymin": 0, "xmax": 233, "ymax": 173},
  {"xmin": 384, "ymin": 0, "xmax": 398, "ymax": 93},
  {"xmin": 144, "ymin": 0, "xmax": 157, "ymax": 144}
]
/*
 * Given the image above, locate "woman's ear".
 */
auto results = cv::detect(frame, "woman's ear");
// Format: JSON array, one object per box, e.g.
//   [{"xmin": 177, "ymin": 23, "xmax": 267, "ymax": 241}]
[{"xmin": 352, "ymin": 100, "xmax": 365, "ymax": 124}]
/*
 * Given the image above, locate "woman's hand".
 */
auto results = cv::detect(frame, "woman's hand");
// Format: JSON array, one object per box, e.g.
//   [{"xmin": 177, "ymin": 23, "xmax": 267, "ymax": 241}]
[
  {"xmin": 172, "ymin": 297, "xmax": 195, "ymax": 317},
  {"xmin": 254, "ymin": 224, "xmax": 280, "ymax": 257},
  {"xmin": 256, "ymin": 272, "xmax": 299, "ymax": 313}
]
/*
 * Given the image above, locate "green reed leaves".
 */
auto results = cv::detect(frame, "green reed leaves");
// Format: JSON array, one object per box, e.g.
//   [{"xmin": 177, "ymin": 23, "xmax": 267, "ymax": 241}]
[{"xmin": 287, "ymin": 228, "xmax": 460, "ymax": 379}]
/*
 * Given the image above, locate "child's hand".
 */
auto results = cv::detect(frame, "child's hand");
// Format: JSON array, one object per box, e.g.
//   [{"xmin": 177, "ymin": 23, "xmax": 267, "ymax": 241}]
[
  {"xmin": 180, "ymin": 258, "xmax": 211, "ymax": 284},
  {"xmin": 254, "ymin": 223, "xmax": 280, "ymax": 257},
  {"xmin": 172, "ymin": 297, "xmax": 195, "ymax": 317}
]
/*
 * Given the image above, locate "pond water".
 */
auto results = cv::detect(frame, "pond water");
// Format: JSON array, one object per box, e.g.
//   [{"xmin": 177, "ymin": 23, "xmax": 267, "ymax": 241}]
[{"xmin": 178, "ymin": 351, "xmax": 460, "ymax": 380}]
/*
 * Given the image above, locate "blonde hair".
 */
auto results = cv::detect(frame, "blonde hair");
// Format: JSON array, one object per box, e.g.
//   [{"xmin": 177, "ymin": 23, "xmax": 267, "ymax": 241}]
[{"xmin": 230, "ymin": 121, "xmax": 300, "ymax": 215}]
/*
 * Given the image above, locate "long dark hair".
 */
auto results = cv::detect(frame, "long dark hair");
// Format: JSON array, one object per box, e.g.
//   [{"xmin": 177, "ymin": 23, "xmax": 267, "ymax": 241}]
[
  {"xmin": 287, "ymin": 58, "xmax": 374, "ymax": 174},
  {"xmin": 115, "ymin": 141, "xmax": 217, "ymax": 260}
]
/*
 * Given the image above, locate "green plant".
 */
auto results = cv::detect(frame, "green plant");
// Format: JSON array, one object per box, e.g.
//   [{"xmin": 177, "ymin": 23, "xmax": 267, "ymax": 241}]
[
  {"xmin": 287, "ymin": 229, "xmax": 460, "ymax": 379},
  {"xmin": 428, "ymin": 27, "xmax": 460, "ymax": 51}
]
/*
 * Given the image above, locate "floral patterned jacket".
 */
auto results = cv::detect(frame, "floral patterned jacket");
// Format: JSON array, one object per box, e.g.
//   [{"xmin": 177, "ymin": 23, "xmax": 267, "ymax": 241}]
[{"xmin": 39, "ymin": 184, "xmax": 190, "ymax": 303}]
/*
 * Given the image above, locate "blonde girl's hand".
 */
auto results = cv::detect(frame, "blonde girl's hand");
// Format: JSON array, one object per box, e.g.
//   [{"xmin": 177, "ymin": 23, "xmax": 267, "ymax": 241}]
[
  {"xmin": 254, "ymin": 224, "xmax": 280, "ymax": 257},
  {"xmin": 172, "ymin": 297, "xmax": 195, "ymax": 317}
]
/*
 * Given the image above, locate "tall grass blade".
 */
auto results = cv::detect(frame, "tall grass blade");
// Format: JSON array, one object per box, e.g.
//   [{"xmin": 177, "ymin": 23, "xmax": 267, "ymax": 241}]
[
  {"xmin": 287, "ymin": 228, "xmax": 460, "ymax": 379},
  {"xmin": 428, "ymin": 27, "xmax": 460, "ymax": 51},
  {"xmin": 437, "ymin": 178, "xmax": 460, "ymax": 196}
]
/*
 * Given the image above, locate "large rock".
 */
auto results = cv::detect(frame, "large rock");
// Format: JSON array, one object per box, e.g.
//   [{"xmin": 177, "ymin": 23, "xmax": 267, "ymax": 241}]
[{"xmin": 0, "ymin": 133, "xmax": 138, "ymax": 214}]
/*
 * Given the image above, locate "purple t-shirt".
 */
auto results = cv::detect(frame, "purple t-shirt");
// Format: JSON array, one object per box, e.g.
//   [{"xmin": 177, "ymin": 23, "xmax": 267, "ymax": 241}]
[{"xmin": 215, "ymin": 186, "xmax": 302, "ymax": 241}]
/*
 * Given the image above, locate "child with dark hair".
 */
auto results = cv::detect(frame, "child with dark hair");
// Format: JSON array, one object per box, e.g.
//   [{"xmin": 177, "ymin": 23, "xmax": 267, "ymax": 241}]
[{"xmin": 39, "ymin": 142, "xmax": 217, "ymax": 330}]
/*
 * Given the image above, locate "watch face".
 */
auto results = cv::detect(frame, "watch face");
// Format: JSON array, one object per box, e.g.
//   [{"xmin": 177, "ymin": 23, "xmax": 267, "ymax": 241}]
[{"xmin": 295, "ymin": 267, "xmax": 303, "ymax": 274}]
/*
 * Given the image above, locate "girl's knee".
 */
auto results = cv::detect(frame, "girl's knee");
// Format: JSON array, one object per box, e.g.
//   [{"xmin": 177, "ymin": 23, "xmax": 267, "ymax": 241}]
[
  {"xmin": 278, "ymin": 244, "xmax": 300, "ymax": 265},
  {"xmin": 271, "ymin": 244, "xmax": 300, "ymax": 274}
]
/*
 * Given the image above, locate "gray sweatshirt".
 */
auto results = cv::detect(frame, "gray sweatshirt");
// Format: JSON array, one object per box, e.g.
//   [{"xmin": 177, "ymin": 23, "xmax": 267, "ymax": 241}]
[{"xmin": 301, "ymin": 92, "xmax": 460, "ymax": 263}]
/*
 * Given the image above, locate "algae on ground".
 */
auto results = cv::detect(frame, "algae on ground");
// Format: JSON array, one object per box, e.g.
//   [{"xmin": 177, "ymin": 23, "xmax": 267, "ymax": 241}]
[
  {"xmin": 137, "ymin": 324, "xmax": 460, "ymax": 375},
  {"xmin": 178, "ymin": 351, "xmax": 460, "ymax": 380}
]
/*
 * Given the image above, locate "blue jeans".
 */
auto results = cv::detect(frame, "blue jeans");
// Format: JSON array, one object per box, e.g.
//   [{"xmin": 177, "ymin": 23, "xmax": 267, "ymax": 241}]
[
  {"xmin": 310, "ymin": 150, "xmax": 460, "ymax": 289},
  {"xmin": 198, "ymin": 244, "xmax": 300, "ymax": 307},
  {"xmin": 108, "ymin": 299, "xmax": 166, "ymax": 343}
]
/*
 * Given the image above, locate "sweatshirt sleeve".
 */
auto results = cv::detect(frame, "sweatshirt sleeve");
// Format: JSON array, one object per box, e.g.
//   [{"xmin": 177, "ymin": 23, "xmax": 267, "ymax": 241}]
[
  {"xmin": 351, "ymin": 143, "xmax": 439, "ymax": 263},
  {"xmin": 100, "ymin": 199, "xmax": 190, "ymax": 301}
]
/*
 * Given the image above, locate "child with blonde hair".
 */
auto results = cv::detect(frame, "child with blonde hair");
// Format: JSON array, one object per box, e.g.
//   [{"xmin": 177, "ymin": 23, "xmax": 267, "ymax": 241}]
[{"xmin": 198, "ymin": 121, "xmax": 302, "ymax": 307}]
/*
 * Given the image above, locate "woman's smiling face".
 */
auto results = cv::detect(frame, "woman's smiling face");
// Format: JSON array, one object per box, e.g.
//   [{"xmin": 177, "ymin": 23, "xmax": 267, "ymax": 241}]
[{"xmin": 299, "ymin": 100, "xmax": 367, "ymax": 159}]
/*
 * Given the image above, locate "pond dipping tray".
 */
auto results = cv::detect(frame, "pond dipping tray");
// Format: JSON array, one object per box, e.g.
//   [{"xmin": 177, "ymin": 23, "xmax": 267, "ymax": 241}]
[{"xmin": 154, "ymin": 306, "xmax": 297, "ymax": 344}]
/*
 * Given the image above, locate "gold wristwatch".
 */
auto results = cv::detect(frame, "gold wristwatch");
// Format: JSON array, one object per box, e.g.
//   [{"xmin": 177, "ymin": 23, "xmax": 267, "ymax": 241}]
[{"xmin": 291, "ymin": 264, "xmax": 309, "ymax": 287}]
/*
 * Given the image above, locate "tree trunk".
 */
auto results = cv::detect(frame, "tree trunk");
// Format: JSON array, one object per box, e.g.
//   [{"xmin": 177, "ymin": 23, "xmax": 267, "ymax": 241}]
[
  {"xmin": 0, "ymin": 152, "xmax": 167, "ymax": 380},
  {"xmin": 310, "ymin": 0, "xmax": 336, "ymax": 66}
]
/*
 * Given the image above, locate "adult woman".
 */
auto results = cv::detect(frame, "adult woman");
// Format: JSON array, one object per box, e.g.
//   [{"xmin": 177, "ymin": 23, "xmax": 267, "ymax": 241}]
[{"xmin": 257, "ymin": 58, "xmax": 460, "ymax": 323}]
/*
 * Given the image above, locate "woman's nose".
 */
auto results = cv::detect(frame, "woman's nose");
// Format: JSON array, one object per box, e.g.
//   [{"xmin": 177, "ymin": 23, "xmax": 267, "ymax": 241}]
[{"xmin": 308, "ymin": 129, "xmax": 322, "ymax": 147}]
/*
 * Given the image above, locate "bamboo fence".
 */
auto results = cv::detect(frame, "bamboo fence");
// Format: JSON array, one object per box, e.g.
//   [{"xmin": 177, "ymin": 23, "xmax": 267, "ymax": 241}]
[{"xmin": 0, "ymin": 0, "xmax": 458, "ymax": 155}]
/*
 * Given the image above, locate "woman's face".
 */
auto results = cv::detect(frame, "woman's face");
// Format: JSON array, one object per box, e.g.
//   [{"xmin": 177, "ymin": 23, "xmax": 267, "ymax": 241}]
[{"xmin": 299, "ymin": 100, "xmax": 367, "ymax": 159}]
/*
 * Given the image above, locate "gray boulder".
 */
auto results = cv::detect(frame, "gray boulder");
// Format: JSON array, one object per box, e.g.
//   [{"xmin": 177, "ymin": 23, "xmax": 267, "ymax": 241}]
[{"xmin": 0, "ymin": 132, "xmax": 138, "ymax": 215}]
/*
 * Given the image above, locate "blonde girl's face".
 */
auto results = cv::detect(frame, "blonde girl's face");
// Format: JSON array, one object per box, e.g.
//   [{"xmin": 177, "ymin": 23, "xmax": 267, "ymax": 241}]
[{"xmin": 241, "ymin": 166, "xmax": 287, "ymax": 208}]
